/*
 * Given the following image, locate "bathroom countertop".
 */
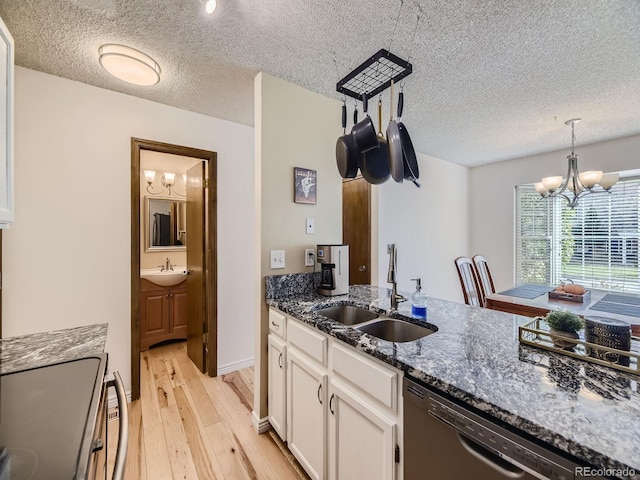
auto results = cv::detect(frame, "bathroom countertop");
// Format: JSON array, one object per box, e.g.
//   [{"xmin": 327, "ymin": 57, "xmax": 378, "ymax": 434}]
[
  {"xmin": 0, "ymin": 323, "xmax": 108, "ymax": 374},
  {"xmin": 267, "ymin": 284, "xmax": 640, "ymax": 479}
]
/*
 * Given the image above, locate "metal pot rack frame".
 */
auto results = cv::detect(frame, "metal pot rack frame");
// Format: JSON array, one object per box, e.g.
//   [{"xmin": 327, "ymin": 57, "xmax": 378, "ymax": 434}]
[
  {"xmin": 519, "ymin": 317, "xmax": 640, "ymax": 375},
  {"xmin": 336, "ymin": 49, "xmax": 412, "ymax": 101}
]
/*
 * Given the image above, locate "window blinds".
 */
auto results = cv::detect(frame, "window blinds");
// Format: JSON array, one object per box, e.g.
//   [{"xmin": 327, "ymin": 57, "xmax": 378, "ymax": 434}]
[{"xmin": 515, "ymin": 178, "xmax": 640, "ymax": 294}]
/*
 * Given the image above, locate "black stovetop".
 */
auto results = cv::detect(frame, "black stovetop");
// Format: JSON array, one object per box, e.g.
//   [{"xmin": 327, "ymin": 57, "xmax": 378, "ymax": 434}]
[{"xmin": 0, "ymin": 356, "xmax": 106, "ymax": 479}]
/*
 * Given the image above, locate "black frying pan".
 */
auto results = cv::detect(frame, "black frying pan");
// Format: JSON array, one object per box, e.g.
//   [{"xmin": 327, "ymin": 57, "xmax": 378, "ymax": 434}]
[
  {"xmin": 359, "ymin": 98, "xmax": 390, "ymax": 184},
  {"xmin": 336, "ymin": 102, "xmax": 359, "ymax": 178},
  {"xmin": 397, "ymin": 91, "xmax": 420, "ymax": 187},
  {"xmin": 386, "ymin": 80, "xmax": 404, "ymax": 183}
]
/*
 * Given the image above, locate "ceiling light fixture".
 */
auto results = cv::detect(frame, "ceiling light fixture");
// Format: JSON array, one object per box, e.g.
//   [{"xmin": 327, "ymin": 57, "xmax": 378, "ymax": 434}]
[
  {"xmin": 534, "ymin": 119, "xmax": 619, "ymax": 209},
  {"xmin": 203, "ymin": 0, "xmax": 217, "ymax": 14},
  {"xmin": 98, "ymin": 44, "xmax": 161, "ymax": 86}
]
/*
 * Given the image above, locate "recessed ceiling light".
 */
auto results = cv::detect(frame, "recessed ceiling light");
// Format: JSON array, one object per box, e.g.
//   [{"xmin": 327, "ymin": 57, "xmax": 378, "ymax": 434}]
[
  {"xmin": 98, "ymin": 44, "xmax": 161, "ymax": 86},
  {"xmin": 204, "ymin": 0, "xmax": 217, "ymax": 14}
]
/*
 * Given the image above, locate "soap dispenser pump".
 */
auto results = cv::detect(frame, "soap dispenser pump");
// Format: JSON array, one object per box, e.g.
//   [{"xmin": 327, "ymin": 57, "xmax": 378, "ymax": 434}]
[{"xmin": 411, "ymin": 278, "xmax": 427, "ymax": 319}]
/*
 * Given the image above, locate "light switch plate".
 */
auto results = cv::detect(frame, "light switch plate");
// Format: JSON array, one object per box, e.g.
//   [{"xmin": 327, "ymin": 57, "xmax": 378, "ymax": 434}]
[
  {"xmin": 270, "ymin": 250, "xmax": 285, "ymax": 269},
  {"xmin": 306, "ymin": 218, "xmax": 315, "ymax": 234}
]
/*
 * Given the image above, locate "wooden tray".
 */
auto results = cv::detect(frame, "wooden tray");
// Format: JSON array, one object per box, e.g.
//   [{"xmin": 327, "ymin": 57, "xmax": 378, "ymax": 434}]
[
  {"xmin": 548, "ymin": 289, "xmax": 591, "ymax": 303},
  {"xmin": 519, "ymin": 318, "xmax": 639, "ymax": 375}
]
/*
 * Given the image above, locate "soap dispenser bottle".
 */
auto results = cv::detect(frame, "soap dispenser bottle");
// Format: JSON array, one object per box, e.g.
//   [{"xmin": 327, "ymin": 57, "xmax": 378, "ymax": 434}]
[{"xmin": 411, "ymin": 278, "xmax": 427, "ymax": 319}]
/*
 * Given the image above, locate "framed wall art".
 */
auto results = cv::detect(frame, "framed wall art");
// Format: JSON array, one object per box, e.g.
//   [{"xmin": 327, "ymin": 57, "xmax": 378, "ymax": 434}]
[{"xmin": 294, "ymin": 167, "xmax": 317, "ymax": 204}]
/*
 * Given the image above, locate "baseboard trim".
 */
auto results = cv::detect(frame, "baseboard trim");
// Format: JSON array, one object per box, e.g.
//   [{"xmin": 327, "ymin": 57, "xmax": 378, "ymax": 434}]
[
  {"xmin": 251, "ymin": 411, "xmax": 272, "ymax": 434},
  {"xmin": 217, "ymin": 357, "xmax": 254, "ymax": 376},
  {"xmin": 107, "ymin": 389, "xmax": 133, "ymax": 409}
]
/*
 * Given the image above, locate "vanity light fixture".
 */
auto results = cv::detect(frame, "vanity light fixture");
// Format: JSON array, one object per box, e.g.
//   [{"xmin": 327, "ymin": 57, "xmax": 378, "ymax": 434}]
[
  {"xmin": 143, "ymin": 170, "xmax": 185, "ymax": 197},
  {"xmin": 535, "ymin": 119, "xmax": 619, "ymax": 209},
  {"xmin": 98, "ymin": 44, "xmax": 161, "ymax": 86}
]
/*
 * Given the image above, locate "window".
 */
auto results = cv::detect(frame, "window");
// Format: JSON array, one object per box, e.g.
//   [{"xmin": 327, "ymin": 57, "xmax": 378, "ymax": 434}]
[{"xmin": 515, "ymin": 177, "xmax": 640, "ymax": 294}]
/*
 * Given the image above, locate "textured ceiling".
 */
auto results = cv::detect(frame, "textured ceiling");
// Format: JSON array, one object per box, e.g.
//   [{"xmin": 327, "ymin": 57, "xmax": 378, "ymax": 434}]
[{"xmin": 1, "ymin": 0, "xmax": 639, "ymax": 167}]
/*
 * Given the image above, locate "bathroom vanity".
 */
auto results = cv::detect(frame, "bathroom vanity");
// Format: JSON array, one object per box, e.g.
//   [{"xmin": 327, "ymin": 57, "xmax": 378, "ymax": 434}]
[{"xmin": 140, "ymin": 278, "xmax": 187, "ymax": 350}]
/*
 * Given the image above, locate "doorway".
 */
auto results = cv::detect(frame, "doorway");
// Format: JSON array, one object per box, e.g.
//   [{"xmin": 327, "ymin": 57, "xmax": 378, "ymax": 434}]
[
  {"xmin": 131, "ymin": 138, "xmax": 217, "ymax": 401},
  {"xmin": 343, "ymin": 176, "xmax": 371, "ymax": 285}
]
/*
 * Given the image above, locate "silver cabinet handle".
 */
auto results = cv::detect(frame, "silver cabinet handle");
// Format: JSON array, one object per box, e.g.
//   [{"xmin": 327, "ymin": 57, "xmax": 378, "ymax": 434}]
[
  {"xmin": 329, "ymin": 393, "xmax": 335, "ymax": 415},
  {"xmin": 317, "ymin": 384, "xmax": 323, "ymax": 405},
  {"xmin": 107, "ymin": 371, "xmax": 129, "ymax": 480},
  {"xmin": 359, "ymin": 265, "xmax": 366, "ymax": 272}
]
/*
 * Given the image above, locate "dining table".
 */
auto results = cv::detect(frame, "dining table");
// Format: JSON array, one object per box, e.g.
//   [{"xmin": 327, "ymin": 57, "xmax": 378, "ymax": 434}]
[{"xmin": 485, "ymin": 284, "xmax": 640, "ymax": 334}]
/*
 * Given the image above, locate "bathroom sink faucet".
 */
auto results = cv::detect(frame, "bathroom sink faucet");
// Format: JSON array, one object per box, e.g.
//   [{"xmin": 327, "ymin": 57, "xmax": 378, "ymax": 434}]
[
  {"xmin": 387, "ymin": 244, "xmax": 406, "ymax": 310},
  {"xmin": 163, "ymin": 257, "xmax": 172, "ymax": 271}
]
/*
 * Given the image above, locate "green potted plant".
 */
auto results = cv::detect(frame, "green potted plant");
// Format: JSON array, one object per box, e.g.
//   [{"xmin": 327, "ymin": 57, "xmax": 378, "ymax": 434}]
[{"xmin": 544, "ymin": 310, "xmax": 583, "ymax": 350}]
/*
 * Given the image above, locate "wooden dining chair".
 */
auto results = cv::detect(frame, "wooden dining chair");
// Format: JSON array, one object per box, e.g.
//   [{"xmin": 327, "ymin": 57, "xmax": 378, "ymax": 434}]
[
  {"xmin": 454, "ymin": 256, "xmax": 484, "ymax": 307},
  {"xmin": 473, "ymin": 254, "xmax": 495, "ymax": 305}
]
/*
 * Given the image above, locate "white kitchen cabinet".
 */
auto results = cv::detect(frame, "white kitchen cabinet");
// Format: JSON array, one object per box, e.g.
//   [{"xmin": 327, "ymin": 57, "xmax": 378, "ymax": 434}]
[
  {"xmin": 267, "ymin": 308, "xmax": 403, "ymax": 480},
  {"xmin": 328, "ymin": 379, "xmax": 397, "ymax": 480},
  {"xmin": 287, "ymin": 347, "xmax": 328, "ymax": 480},
  {"xmin": 268, "ymin": 334, "xmax": 287, "ymax": 440},
  {"xmin": 0, "ymin": 16, "xmax": 14, "ymax": 228}
]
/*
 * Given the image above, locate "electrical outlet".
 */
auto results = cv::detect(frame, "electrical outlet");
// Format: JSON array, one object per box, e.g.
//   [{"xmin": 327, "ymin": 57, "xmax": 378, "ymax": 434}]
[
  {"xmin": 306, "ymin": 218, "xmax": 315, "ymax": 234},
  {"xmin": 270, "ymin": 250, "xmax": 285, "ymax": 269},
  {"xmin": 305, "ymin": 249, "xmax": 315, "ymax": 267}
]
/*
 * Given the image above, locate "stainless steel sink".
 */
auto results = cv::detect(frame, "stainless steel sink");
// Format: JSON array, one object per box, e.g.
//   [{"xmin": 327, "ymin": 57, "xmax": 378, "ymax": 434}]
[
  {"xmin": 356, "ymin": 318, "xmax": 434, "ymax": 342},
  {"xmin": 316, "ymin": 305, "xmax": 379, "ymax": 326}
]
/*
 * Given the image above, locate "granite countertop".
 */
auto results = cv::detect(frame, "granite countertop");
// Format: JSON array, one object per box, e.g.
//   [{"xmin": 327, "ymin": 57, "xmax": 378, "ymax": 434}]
[
  {"xmin": 0, "ymin": 323, "xmax": 108, "ymax": 374},
  {"xmin": 267, "ymin": 284, "xmax": 640, "ymax": 478}
]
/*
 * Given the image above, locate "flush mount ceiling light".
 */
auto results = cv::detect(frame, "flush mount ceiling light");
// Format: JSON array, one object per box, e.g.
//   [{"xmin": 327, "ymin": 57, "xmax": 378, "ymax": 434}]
[
  {"xmin": 204, "ymin": 0, "xmax": 217, "ymax": 14},
  {"xmin": 535, "ymin": 119, "xmax": 619, "ymax": 209},
  {"xmin": 98, "ymin": 44, "xmax": 160, "ymax": 86},
  {"xmin": 199, "ymin": 0, "xmax": 217, "ymax": 14}
]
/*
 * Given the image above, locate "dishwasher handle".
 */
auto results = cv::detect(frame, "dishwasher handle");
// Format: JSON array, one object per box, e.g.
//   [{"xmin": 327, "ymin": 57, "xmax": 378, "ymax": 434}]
[
  {"xmin": 456, "ymin": 433, "xmax": 525, "ymax": 479},
  {"xmin": 107, "ymin": 371, "xmax": 129, "ymax": 480}
]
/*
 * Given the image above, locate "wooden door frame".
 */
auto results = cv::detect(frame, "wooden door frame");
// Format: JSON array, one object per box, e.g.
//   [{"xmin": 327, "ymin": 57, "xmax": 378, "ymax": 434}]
[{"xmin": 131, "ymin": 138, "xmax": 217, "ymax": 400}]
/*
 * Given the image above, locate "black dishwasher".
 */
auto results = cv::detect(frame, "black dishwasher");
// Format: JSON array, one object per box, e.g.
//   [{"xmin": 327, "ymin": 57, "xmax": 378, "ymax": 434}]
[
  {"xmin": 0, "ymin": 355, "xmax": 128, "ymax": 480},
  {"xmin": 403, "ymin": 376, "xmax": 606, "ymax": 480}
]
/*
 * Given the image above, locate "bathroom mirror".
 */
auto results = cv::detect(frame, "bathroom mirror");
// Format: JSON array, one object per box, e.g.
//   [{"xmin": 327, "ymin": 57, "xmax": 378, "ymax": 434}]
[{"xmin": 144, "ymin": 195, "xmax": 187, "ymax": 252}]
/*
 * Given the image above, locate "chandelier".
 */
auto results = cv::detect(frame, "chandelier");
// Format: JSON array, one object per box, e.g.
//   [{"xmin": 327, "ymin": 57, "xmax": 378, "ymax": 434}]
[{"xmin": 535, "ymin": 119, "xmax": 619, "ymax": 209}]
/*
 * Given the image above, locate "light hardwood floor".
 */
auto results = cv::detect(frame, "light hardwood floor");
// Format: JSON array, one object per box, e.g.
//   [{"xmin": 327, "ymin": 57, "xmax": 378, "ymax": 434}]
[{"xmin": 108, "ymin": 341, "xmax": 309, "ymax": 480}]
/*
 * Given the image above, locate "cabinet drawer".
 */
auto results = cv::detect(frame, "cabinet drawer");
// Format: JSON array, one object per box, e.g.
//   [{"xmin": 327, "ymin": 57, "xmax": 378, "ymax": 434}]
[
  {"xmin": 287, "ymin": 318, "xmax": 327, "ymax": 366},
  {"xmin": 332, "ymin": 343, "xmax": 397, "ymax": 412},
  {"xmin": 269, "ymin": 308, "xmax": 287, "ymax": 338}
]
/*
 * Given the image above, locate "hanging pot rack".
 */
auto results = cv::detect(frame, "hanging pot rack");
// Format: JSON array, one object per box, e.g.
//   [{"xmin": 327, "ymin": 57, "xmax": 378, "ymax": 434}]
[{"xmin": 336, "ymin": 49, "xmax": 412, "ymax": 101}]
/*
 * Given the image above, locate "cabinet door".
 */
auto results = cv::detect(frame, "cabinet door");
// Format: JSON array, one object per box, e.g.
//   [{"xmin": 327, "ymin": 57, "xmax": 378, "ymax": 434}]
[
  {"xmin": 268, "ymin": 334, "xmax": 287, "ymax": 440},
  {"xmin": 170, "ymin": 287, "xmax": 188, "ymax": 334},
  {"xmin": 141, "ymin": 291, "xmax": 170, "ymax": 337},
  {"xmin": 328, "ymin": 380, "xmax": 397, "ymax": 480},
  {"xmin": 287, "ymin": 348, "xmax": 327, "ymax": 480}
]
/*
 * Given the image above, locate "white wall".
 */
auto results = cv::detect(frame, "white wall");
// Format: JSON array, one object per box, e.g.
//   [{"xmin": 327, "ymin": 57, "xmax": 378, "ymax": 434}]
[
  {"xmin": 254, "ymin": 72, "xmax": 343, "ymax": 420},
  {"xmin": 4, "ymin": 67, "xmax": 256, "ymax": 393},
  {"xmin": 259, "ymin": 73, "xmax": 343, "ymax": 274},
  {"xmin": 469, "ymin": 134, "xmax": 640, "ymax": 293},
  {"xmin": 377, "ymin": 152, "xmax": 469, "ymax": 302}
]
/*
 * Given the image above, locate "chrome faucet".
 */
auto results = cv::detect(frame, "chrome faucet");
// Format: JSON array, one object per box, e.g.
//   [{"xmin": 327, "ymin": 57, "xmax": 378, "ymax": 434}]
[
  {"xmin": 387, "ymin": 244, "xmax": 406, "ymax": 310},
  {"xmin": 163, "ymin": 257, "xmax": 172, "ymax": 271}
]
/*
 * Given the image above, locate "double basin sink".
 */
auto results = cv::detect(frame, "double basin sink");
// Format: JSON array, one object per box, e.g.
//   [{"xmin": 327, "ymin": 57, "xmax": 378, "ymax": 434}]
[{"xmin": 315, "ymin": 305, "xmax": 434, "ymax": 342}]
